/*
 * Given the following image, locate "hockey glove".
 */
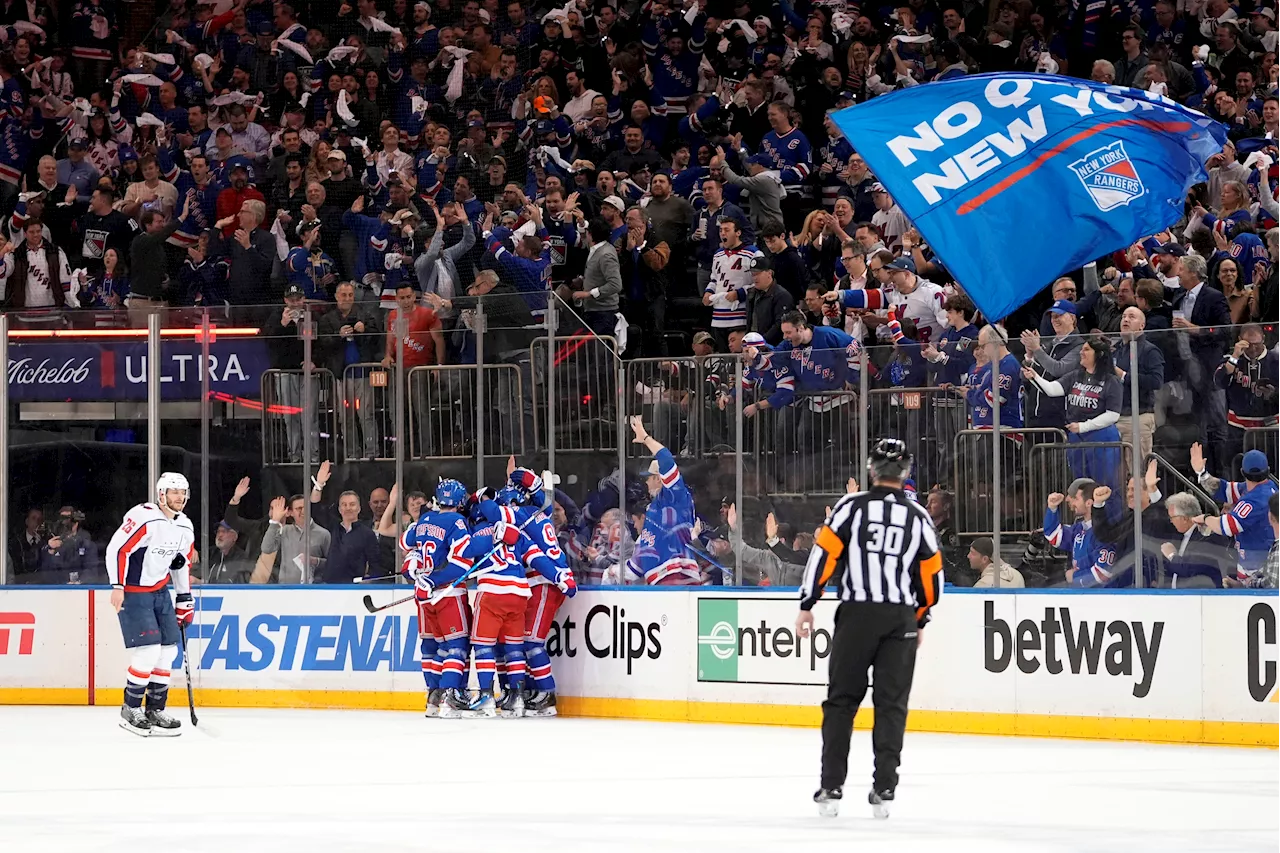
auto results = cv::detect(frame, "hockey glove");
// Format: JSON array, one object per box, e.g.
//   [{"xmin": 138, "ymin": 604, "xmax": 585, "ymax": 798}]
[
  {"xmin": 493, "ymin": 520, "xmax": 521, "ymax": 546},
  {"xmin": 413, "ymin": 568, "xmax": 436, "ymax": 597},
  {"xmin": 169, "ymin": 553, "xmax": 187, "ymax": 572},
  {"xmin": 555, "ymin": 569, "xmax": 577, "ymax": 598},
  {"xmin": 175, "ymin": 593, "xmax": 195, "ymax": 626}
]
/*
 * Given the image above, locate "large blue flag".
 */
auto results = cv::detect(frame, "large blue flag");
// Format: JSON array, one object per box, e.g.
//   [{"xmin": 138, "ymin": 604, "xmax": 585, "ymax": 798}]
[{"xmin": 830, "ymin": 73, "xmax": 1228, "ymax": 321}]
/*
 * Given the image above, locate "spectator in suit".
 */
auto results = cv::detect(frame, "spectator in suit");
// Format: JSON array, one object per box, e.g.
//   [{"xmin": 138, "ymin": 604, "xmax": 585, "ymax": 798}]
[
  {"xmin": 318, "ymin": 282, "xmax": 384, "ymax": 460},
  {"xmin": 8, "ymin": 508, "xmax": 44, "ymax": 579},
  {"xmin": 1159, "ymin": 491, "xmax": 1235, "ymax": 588},
  {"xmin": 1168, "ymin": 250, "xmax": 1232, "ymax": 471},
  {"xmin": 1114, "ymin": 306, "xmax": 1165, "ymax": 460}
]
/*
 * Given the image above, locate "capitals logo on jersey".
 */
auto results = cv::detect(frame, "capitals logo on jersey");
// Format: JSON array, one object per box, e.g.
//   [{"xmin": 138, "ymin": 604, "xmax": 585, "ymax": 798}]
[{"xmin": 1068, "ymin": 141, "xmax": 1145, "ymax": 212}]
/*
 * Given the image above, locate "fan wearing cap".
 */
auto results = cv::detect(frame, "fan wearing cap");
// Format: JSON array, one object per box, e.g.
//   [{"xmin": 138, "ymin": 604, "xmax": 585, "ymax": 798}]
[
  {"xmin": 1190, "ymin": 442, "xmax": 1279, "ymax": 580},
  {"xmin": 626, "ymin": 416, "xmax": 701, "ymax": 585},
  {"xmin": 744, "ymin": 254, "xmax": 795, "ymax": 345},
  {"xmin": 1215, "ymin": 325, "xmax": 1279, "ymax": 453},
  {"xmin": 485, "ymin": 198, "xmax": 553, "ymax": 318},
  {"xmin": 285, "ymin": 218, "xmax": 339, "ymax": 300},
  {"xmin": 214, "ymin": 155, "xmax": 266, "ymax": 235},
  {"xmin": 640, "ymin": 8, "xmax": 707, "ymax": 118}
]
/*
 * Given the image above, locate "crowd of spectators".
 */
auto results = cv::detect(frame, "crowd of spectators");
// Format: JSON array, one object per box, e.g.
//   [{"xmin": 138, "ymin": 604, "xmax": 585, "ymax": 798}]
[{"xmin": 0, "ymin": 0, "xmax": 1277, "ymax": 590}]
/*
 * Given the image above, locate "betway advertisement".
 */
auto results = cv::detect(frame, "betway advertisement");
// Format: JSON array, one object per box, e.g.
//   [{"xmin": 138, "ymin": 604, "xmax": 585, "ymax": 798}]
[{"xmin": 5, "ymin": 339, "xmax": 270, "ymax": 402}]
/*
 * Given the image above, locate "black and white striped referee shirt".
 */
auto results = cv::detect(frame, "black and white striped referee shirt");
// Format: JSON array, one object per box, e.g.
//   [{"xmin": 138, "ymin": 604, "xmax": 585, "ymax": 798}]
[{"xmin": 799, "ymin": 486, "xmax": 944, "ymax": 626}]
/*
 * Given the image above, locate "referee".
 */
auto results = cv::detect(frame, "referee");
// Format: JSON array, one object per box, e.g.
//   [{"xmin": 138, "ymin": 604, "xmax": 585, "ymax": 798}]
[{"xmin": 795, "ymin": 438, "xmax": 944, "ymax": 819}]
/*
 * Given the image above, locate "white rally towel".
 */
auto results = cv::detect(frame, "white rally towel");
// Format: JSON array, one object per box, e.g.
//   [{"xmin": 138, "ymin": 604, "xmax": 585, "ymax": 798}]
[
  {"xmin": 270, "ymin": 216, "xmax": 292, "ymax": 261},
  {"xmin": 362, "ymin": 15, "xmax": 399, "ymax": 33},
  {"xmin": 193, "ymin": 53, "xmax": 215, "ymax": 71},
  {"xmin": 140, "ymin": 52, "xmax": 177, "ymax": 65},
  {"xmin": 335, "ymin": 89, "xmax": 359, "ymax": 126},
  {"xmin": 275, "ymin": 38, "xmax": 314, "ymax": 65},
  {"xmin": 411, "ymin": 94, "xmax": 429, "ymax": 116},
  {"xmin": 136, "ymin": 112, "xmax": 166, "ymax": 128},
  {"xmin": 325, "ymin": 45, "xmax": 360, "ymax": 64},
  {"xmin": 14, "ymin": 20, "xmax": 46, "ymax": 39},
  {"xmin": 120, "ymin": 73, "xmax": 166, "ymax": 87},
  {"xmin": 442, "ymin": 46, "xmax": 472, "ymax": 102},
  {"xmin": 166, "ymin": 29, "xmax": 196, "ymax": 51},
  {"xmin": 210, "ymin": 92, "xmax": 259, "ymax": 107}
]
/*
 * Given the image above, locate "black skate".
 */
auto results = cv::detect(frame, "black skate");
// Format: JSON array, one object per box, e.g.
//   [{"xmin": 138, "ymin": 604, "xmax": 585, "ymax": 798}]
[
  {"xmin": 119, "ymin": 705, "xmax": 151, "ymax": 737},
  {"xmin": 145, "ymin": 708, "xmax": 182, "ymax": 737},
  {"xmin": 524, "ymin": 690, "xmax": 557, "ymax": 717},
  {"xmin": 814, "ymin": 787, "xmax": 842, "ymax": 818},
  {"xmin": 472, "ymin": 687, "xmax": 497, "ymax": 718},
  {"xmin": 425, "ymin": 688, "xmax": 444, "ymax": 718},
  {"xmin": 868, "ymin": 788, "xmax": 894, "ymax": 819},
  {"xmin": 497, "ymin": 687, "xmax": 526, "ymax": 718},
  {"xmin": 439, "ymin": 688, "xmax": 476, "ymax": 719}
]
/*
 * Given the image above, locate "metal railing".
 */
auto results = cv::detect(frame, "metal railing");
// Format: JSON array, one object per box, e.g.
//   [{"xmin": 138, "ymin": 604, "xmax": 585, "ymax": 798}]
[
  {"xmin": 531, "ymin": 334, "xmax": 619, "ymax": 452},
  {"xmin": 406, "ymin": 363, "xmax": 526, "ymax": 458},
  {"xmin": 260, "ymin": 368, "xmax": 340, "ymax": 466}
]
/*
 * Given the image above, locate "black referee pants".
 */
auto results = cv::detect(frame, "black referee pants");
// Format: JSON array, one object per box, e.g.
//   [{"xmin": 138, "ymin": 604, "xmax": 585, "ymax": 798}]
[{"xmin": 820, "ymin": 601, "xmax": 918, "ymax": 793}]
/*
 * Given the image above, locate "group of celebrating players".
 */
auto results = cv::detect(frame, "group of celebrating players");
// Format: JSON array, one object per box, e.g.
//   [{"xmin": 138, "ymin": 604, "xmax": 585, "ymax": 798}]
[{"xmin": 400, "ymin": 466, "xmax": 577, "ymax": 720}]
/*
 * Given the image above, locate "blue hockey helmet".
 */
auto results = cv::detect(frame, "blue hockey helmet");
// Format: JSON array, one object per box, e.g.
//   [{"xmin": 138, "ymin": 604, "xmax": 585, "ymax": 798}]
[
  {"xmin": 434, "ymin": 478, "xmax": 468, "ymax": 509},
  {"xmin": 496, "ymin": 485, "xmax": 522, "ymax": 506}
]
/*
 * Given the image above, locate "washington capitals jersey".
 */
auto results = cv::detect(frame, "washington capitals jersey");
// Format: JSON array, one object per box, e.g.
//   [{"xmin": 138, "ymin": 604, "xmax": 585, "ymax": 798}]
[
  {"xmin": 1044, "ymin": 507, "xmax": 1116, "ymax": 587},
  {"xmin": 400, "ymin": 510, "xmax": 474, "ymax": 598},
  {"xmin": 1210, "ymin": 479, "xmax": 1279, "ymax": 574},
  {"xmin": 104, "ymin": 503, "xmax": 195, "ymax": 593},
  {"xmin": 758, "ymin": 127, "xmax": 812, "ymax": 191},
  {"xmin": 626, "ymin": 448, "xmax": 699, "ymax": 584}
]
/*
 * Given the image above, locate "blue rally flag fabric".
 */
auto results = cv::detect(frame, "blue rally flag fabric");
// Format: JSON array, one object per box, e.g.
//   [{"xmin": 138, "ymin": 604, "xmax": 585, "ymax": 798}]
[{"xmin": 830, "ymin": 73, "xmax": 1228, "ymax": 321}]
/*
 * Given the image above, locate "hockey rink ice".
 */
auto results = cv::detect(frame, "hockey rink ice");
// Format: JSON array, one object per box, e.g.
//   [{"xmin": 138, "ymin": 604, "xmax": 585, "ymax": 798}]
[{"xmin": 1, "ymin": 707, "xmax": 1274, "ymax": 853}]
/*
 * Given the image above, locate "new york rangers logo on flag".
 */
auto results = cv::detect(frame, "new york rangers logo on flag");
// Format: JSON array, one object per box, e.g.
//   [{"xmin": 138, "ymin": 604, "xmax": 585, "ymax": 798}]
[
  {"xmin": 829, "ymin": 73, "xmax": 1228, "ymax": 321},
  {"xmin": 1069, "ymin": 141, "xmax": 1145, "ymax": 211}
]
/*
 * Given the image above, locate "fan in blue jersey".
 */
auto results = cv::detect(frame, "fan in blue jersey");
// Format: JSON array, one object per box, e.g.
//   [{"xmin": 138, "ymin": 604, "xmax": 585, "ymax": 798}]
[
  {"xmin": 1190, "ymin": 445, "xmax": 1279, "ymax": 582},
  {"xmin": 641, "ymin": 11, "xmax": 706, "ymax": 118},
  {"xmin": 626, "ymin": 416, "xmax": 700, "ymax": 585},
  {"xmin": 489, "ymin": 465, "xmax": 576, "ymax": 717},
  {"xmin": 1043, "ymin": 479, "xmax": 1118, "ymax": 587}
]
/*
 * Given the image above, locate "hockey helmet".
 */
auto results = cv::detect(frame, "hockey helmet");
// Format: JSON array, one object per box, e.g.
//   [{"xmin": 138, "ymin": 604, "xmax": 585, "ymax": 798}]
[
  {"xmin": 156, "ymin": 472, "xmax": 190, "ymax": 510},
  {"xmin": 867, "ymin": 438, "xmax": 913, "ymax": 483},
  {"xmin": 434, "ymin": 478, "xmax": 468, "ymax": 510},
  {"xmin": 496, "ymin": 485, "xmax": 523, "ymax": 506}
]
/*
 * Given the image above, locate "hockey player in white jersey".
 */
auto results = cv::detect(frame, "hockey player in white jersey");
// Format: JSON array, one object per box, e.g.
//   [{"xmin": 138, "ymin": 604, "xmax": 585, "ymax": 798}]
[{"xmin": 103, "ymin": 473, "xmax": 197, "ymax": 737}]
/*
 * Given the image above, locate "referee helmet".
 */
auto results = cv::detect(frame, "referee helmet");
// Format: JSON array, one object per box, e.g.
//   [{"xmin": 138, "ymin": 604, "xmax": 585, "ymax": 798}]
[{"xmin": 868, "ymin": 438, "xmax": 913, "ymax": 483}]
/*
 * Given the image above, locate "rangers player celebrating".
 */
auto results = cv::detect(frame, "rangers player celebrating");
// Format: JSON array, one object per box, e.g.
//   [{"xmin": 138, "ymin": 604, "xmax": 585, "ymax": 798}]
[{"xmin": 103, "ymin": 473, "xmax": 196, "ymax": 737}]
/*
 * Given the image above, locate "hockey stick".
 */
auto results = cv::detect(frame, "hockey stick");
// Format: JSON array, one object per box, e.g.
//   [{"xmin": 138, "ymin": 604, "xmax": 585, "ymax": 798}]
[
  {"xmin": 361, "ymin": 511, "xmax": 543, "ymax": 613},
  {"xmin": 178, "ymin": 622, "xmax": 199, "ymax": 727}
]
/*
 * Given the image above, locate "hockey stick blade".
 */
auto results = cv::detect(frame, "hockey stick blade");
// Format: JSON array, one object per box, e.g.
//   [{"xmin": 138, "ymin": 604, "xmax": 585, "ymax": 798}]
[{"xmin": 364, "ymin": 592, "xmax": 416, "ymax": 614}]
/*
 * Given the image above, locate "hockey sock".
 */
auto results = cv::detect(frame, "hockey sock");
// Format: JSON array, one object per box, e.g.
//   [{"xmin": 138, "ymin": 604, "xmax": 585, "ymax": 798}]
[
  {"xmin": 503, "ymin": 641, "xmax": 527, "ymax": 691},
  {"xmin": 420, "ymin": 636, "xmax": 440, "ymax": 690},
  {"xmin": 524, "ymin": 640, "xmax": 555, "ymax": 691},
  {"xmin": 439, "ymin": 640, "xmax": 469, "ymax": 690},
  {"xmin": 145, "ymin": 644, "xmax": 177, "ymax": 710},
  {"xmin": 125, "ymin": 645, "xmax": 162, "ymax": 709},
  {"xmin": 473, "ymin": 643, "xmax": 496, "ymax": 690},
  {"xmin": 495, "ymin": 644, "xmax": 509, "ymax": 691}
]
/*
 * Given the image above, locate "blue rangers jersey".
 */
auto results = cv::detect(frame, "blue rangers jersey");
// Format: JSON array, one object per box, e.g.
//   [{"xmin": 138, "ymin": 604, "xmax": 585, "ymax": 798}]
[
  {"xmin": 641, "ymin": 15, "xmax": 706, "ymax": 116},
  {"xmin": 817, "ymin": 135, "xmax": 854, "ymax": 209},
  {"xmin": 486, "ymin": 225, "xmax": 552, "ymax": 317},
  {"xmin": 489, "ymin": 503, "xmax": 569, "ymax": 588},
  {"xmin": 627, "ymin": 448, "xmax": 699, "ymax": 585},
  {"xmin": 1208, "ymin": 479, "xmax": 1279, "ymax": 575},
  {"xmin": 467, "ymin": 505, "xmax": 560, "ymax": 597},
  {"xmin": 757, "ymin": 127, "xmax": 812, "ymax": 194},
  {"xmin": 767, "ymin": 325, "xmax": 861, "ymax": 412},
  {"xmin": 928, "ymin": 323, "xmax": 980, "ymax": 386},
  {"xmin": 1044, "ymin": 506, "xmax": 1116, "ymax": 587},
  {"xmin": 965, "ymin": 354, "xmax": 1023, "ymax": 431},
  {"xmin": 1229, "ymin": 232, "xmax": 1268, "ymax": 286},
  {"xmin": 400, "ymin": 510, "xmax": 475, "ymax": 600}
]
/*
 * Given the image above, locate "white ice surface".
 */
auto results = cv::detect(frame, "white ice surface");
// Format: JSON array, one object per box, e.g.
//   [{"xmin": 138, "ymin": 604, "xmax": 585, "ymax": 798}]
[{"xmin": 0, "ymin": 707, "xmax": 1275, "ymax": 853}]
